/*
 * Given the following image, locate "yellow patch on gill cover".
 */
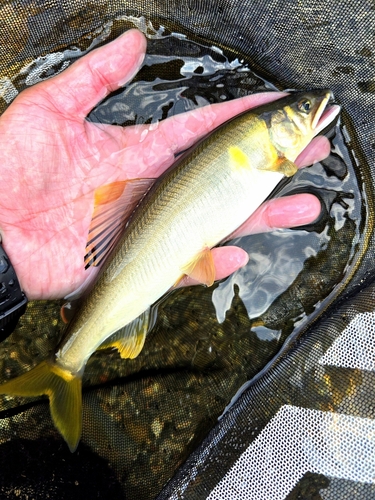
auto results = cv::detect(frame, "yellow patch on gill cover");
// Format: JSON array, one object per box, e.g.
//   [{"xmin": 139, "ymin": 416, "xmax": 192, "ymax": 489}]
[
  {"xmin": 228, "ymin": 146, "xmax": 252, "ymax": 172},
  {"xmin": 283, "ymin": 105, "xmax": 295, "ymax": 122}
]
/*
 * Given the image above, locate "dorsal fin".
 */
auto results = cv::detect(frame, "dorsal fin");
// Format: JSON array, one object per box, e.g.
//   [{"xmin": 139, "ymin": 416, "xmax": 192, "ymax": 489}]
[{"xmin": 84, "ymin": 178, "xmax": 155, "ymax": 269}]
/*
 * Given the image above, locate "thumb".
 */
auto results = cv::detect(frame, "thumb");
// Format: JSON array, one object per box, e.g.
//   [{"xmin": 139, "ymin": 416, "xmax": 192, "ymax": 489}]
[{"xmin": 38, "ymin": 29, "xmax": 147, "ymax": 119}]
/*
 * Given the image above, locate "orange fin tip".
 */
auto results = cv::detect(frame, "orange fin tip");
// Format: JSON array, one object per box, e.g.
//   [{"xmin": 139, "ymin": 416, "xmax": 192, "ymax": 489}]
[
  {"xmin": 84, "ymin": 178, "xmax": 155, "ymax": 269},
  {"xmin": 97, "ymin": 308, "xmax": 157, "ymax": 359},
  {"xmin": 181, "ymin": 247, "xmax": 216, "ymax": 287}
]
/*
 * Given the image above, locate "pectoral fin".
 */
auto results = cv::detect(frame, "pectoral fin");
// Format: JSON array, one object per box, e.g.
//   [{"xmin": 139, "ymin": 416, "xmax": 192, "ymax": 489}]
[
  {"xmin": 274, "ymin": 157, "xmax": 298, "ymax": 177},
  {"xmin": 84, "ymin": 178, "xmax": 155, "ymax": 269},
  {"xmin": 98, "ymin": 307, "xmax": 157, "ymax": 359},
  {"xmin": 0, "ymin": 361, "xmax": 82, "ymax": 452},
  {"xmin": 181, "ymin": 247, "xmax": 216, "ymax": 287}
]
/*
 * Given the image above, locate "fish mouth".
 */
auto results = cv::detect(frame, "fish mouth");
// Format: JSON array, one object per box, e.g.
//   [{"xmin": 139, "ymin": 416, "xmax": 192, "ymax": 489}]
[{"xmin": 312, "ymin": 91, "xmax": 341, "ymax": 134}]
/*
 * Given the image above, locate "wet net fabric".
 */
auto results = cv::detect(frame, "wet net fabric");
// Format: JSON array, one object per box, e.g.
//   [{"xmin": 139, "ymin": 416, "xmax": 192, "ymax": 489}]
[
  {"xmin": 0, "ymin": 0, "xmax": 375, "ymax": 499},
  {"xmin": 158, "ymin": 281, "xmax": 375, "ymax": 499}
]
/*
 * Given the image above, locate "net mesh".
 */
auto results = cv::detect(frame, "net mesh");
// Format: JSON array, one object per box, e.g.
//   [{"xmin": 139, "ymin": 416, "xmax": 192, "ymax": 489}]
[
  {"xmin": 0, "ymin": 1, "xmax": 374, "ymax": 499},
  {"xmin": 158, "ymin": 280, "xmax": 375, "ymax": 499}
]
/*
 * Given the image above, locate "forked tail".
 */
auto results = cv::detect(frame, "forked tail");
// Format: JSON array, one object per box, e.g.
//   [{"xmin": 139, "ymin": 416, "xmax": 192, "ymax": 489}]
[{"xmin": 0, "ymin": 360, "xmax": 82, "ymax": 452}]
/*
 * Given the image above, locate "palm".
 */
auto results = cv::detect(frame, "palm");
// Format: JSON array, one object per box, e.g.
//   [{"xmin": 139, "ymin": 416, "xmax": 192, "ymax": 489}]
[
  {"xmin": 0, "ymin": 103, "xmax": 130, "ymax": 299},
  {"xmin": 0, "ymin": 30, "xmax": 328, "ymax": 300}
]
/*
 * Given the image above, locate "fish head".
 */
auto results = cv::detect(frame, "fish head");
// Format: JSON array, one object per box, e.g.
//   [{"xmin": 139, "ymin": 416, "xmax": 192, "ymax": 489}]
[{"xmin": 267, "ymin": 90, "xmax": 340, "ymax": 162}]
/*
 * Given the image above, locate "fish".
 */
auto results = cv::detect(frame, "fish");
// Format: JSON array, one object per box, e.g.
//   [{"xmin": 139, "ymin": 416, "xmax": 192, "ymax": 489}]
[{"xmin": 0, "ymin": 90, "xmax": 340, "ymax": 452}]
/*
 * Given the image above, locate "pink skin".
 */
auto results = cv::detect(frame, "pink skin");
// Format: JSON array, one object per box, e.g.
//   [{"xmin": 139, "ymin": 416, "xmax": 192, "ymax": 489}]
[{"xmin": 0, "ymin": 29, "xmax": 328, "ymax": 300}]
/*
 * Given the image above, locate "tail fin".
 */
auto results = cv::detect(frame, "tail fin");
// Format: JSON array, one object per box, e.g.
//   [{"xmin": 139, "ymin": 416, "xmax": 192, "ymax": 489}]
[{"xmin": 0, "ymin": 361, "xmax": 82, "ymax": 452}]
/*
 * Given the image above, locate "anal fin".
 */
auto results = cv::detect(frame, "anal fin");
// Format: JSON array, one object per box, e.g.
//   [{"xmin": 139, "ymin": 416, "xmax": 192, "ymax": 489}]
[{"xmin": 98, "ymin": 307, "xmax": 157, "ymax": 359}]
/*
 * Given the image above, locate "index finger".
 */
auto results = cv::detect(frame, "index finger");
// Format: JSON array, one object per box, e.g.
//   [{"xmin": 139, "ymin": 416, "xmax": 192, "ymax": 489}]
[{"xmin": 155, "ymin": 91, "xmax": 288, "ymax": 155}]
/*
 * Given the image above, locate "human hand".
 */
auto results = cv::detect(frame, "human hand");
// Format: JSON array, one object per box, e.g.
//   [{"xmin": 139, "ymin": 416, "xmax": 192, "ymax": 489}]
[{"xmin": 0, "ymin": 29, "xmax": 330, "ymax": 300}]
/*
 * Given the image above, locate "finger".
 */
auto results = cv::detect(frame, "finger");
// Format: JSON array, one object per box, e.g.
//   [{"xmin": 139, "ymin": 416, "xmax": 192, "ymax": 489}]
[
  {"xmin": 39, "ymin": 29, "xmax": 147, "ymax": 119},
  {"xmin": 175, "ymin": 194, "xmax": 320, "ymax": 288},
  {"xmin": 111, "ymin": 92, "xmax": 288, "ymax": 179},
  {"xmin": 295, "ymin": 136, "xmax": 331, "ymax": 168},
  {"xmin": 175, "ymin": 246, "xmax": 249, "ymax": 288},
  {"xmin": 122, "ymin": 91, "xmax": 288, "ymax": 151},
  {"xmin": 153, "ymin": 91, "xmax": 288, "ymax": 156},
  {"xmin": 229, "ymin": 193, "xmax": 321, "ymax": 239}
]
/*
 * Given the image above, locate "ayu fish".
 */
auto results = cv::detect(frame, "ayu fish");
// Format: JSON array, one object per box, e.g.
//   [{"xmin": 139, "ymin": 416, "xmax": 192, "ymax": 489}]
[{"xmin": 0, "ymin": 91, "xmax": 340, "ymax": 451}]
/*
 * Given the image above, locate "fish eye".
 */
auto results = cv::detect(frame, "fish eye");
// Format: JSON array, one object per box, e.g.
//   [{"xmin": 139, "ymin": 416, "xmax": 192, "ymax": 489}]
[{"xmin": 298, "ymin": 99, "xmax": 311, "ymax": 113}]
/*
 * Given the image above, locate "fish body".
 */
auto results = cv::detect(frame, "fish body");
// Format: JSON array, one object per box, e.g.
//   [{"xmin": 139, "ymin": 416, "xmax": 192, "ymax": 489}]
[
  {"xmin": 58, "ymin": 110, "xmax": 294, "ymax": 372},
  {"xmin": 0, "ymin": 90, "xmax": 340, "ymax": 451}
]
